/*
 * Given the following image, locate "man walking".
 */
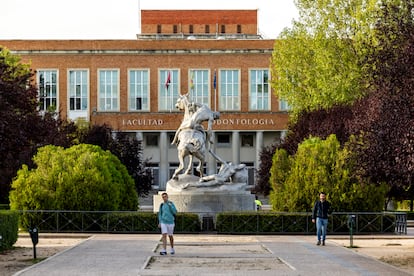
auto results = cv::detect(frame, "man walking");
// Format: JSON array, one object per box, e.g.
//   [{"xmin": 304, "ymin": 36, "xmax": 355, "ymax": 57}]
[
  {"xmin": 158, "ymin": 192, "xmax": 177, "ymax": 255},
  {"xmin": 312, "ymin": 192, "xmax": 331, "ymax": 246}
]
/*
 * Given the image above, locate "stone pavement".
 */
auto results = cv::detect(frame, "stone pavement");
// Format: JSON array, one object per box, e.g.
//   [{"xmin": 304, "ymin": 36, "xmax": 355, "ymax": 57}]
[{"xmin": 13, "ymin": 233, "xmax": 414, "ymax": 276}]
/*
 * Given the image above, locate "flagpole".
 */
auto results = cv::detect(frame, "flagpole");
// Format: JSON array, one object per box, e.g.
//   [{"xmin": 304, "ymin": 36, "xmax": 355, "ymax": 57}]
[{"xmin": 214, "ymin": 69, "xmax": 217, "ymax": 112}]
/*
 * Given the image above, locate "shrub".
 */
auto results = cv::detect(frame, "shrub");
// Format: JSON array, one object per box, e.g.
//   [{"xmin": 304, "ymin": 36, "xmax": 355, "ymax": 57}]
[
  {"xmin": 0, "ymin": 210, "xmax": 19, "ymax": 251},
  {"xmin": 9, "ymin": 144, "xmax": 138, "ymax": 212}
]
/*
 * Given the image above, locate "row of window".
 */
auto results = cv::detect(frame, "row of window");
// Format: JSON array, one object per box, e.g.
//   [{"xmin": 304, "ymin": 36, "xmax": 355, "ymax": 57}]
[
  {"xmin": 38, "ymin": 68, "xmax": 289, "ymax": 113},
  {"xmin": 145, "ymin": 132, "xmax": 254, "ymax": 148},
  {"xmin": 158, "ymin": 24, "xmax": 241, "ymax": 34}
]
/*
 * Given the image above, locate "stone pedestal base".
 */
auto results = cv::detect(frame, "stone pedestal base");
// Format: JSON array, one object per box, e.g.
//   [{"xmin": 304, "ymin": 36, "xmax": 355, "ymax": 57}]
[{"xmin": 153, "ymin": 191, "xmax": 256, "ymax": 219}]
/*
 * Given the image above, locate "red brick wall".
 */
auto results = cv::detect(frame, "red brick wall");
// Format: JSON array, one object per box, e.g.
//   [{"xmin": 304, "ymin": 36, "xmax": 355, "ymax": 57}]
[
  {"xmin": 141, "ymin": 10, "xmax": 257, "ymax": 35},
  {"xmin": 0, "ymin": 39, "xmax": 288, "ymax": 132}
]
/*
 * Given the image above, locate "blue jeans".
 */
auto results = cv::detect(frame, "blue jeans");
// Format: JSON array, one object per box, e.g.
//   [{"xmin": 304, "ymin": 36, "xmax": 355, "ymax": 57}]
[{"xmin": 316, "ymin": 217, "xmax": 328, "ymax": 241}]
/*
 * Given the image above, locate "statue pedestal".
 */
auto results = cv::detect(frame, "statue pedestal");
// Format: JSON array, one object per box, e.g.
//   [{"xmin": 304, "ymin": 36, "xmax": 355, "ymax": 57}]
[
  {"xmin": 153, "ymin": 190, "xmax": 255, "ymax": 215},
  {"xmin": 153, "ymin": 174, "xmax": 256, "ymax": 227}
]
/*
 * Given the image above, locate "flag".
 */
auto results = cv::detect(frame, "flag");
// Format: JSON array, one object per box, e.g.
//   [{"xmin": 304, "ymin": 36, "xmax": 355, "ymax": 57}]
[
  {"xmin": 165, "ymin": 71, "xmax": 171, "ymax": 90},
  {"xmin": 213, "ymin": 70, "xmax": 217, "ymax": 90},
  {"xmin": 190, "ymin": 70, "xmax": 194, "ymax": 91}
]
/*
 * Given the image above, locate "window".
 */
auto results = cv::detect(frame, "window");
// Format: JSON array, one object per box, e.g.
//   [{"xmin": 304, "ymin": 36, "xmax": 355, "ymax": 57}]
[
  {"xmin": 221, "ymin": 24, "xmax": 226, "ymax": 33},
  {"xmin": 129, "ymin": 69, "xmax": 149, "ymax": 111},
  {"xmin": 237, "ymin": 25, "xmax": 242, "ymax": 34},
  {"xmin": 189, "ymin": 25, "xmax": 193, "ymax": 34},
  {"xmin": 241, "ymin": 134, "xmax": 254, "ymax": 147},
  {"xmin": 249, "ymin": 69, "xmax": 270, "ymax": 111},
  {"xmin": 205, "ymin": 25, "xmax": 210, "ymax": 33},
  {"xmin": 38, "ymin": 70, "xmax": 57, "ymax": 112},
  {"xmin": 189, "ymin": 69, "xmax": 209, "ymax": 105},
  {"xmin": 159, "ymin": 69, "xmax": 179, "ymax": 111},
  {"xmin": 279, "ymin": 99, "xmax": 291, "ymax": 111},
  {"xmin": 146, "ymin": 134, "xmax": 159, "ymax": 147},
  {"xmin": 219, "ymin": 69, "xmax": 240, "ymax": 111},
  {"xmin": 157, "ymin": 24, "xmax": 161, "ymax": 34},
  {"xmin": 98, "ymin": 69, "xmax": 119, "ymax": 111},
  {"xmin": 173, "ymin": 25, "xmax": 178, "ymax": 33},
  {"xmin": 217, "ymin": 133, "xmax": 231, "ymax": 147},
  {"xmin": 68, "ymin": 70, "xmax": 88, "ymax": 111}
]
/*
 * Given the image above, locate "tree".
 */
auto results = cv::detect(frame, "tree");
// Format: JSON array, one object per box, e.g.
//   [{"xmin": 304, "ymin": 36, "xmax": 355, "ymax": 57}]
[
  {"xmin": 79, "ymin": 124, "xmax": 153, "ymax": 196},
  {"xmin": 0, "ymin": 47, "xmax": 78, "ymax": 204},
  {"xmin": 270, "ymin": 0, "xmax": 379, "ymax": 118},
  {"xmin": 255, "ymin": 105, "xmax": 353, "ymax": 195},
  {"xmin": 269, "ymin": 135, "xmax": 387, "ymax": 212},
  {"xmin": 348, "ymin": 0, "xmax": 414, "ymax": 203},
  {"xmin": 110, "ymin": 132, "xmax": 153, "ymax": 196},
  {"xmin": 9, "ymin": 144, "xmax": 138, "ymax": 211},
  {"xmin": 254, "ymin": 143, "xmax": 279, "ymax": 196}
]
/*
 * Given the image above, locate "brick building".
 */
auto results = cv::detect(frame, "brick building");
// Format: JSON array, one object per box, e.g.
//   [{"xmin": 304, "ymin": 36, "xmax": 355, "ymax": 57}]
[{"xmin": 1, "ymin": 10, "xmax": 289, "ymax": 190}]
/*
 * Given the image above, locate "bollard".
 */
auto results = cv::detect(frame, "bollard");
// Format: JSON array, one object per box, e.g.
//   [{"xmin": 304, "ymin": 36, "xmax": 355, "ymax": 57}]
[
  {"xmin": 29, "ymin": 227, "xmax": 39, "ymax": 259},
  {"xmin": 347, "ymin": 215, "xmax": 356, "ymax": 247}
]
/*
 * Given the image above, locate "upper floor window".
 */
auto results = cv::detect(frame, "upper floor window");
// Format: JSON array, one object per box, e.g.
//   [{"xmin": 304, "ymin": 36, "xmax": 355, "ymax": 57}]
[
  {"xmin": 68, "ymin": 70, "xmax": 88, "ymax": 111},
  {"xmin": 129, "ymin": 69, "xmax": 149, "ymax": 111},
  {"xmin": 98, "ymin": 69, "xmax": 119, "ymax": 111},
  {"xmin": 219, "ymin": 69, "xmax": 240, "ymax": 111},
  {"xmin": 38, "ymin": 70, "xmax": 57, "ymax": 112},
  {"xmin": 189, "ymin": 69, "xmax": 209, "ymax": 105},
  {"xmin": 173, "ymin": 25, "xmax": 178, "ymax": 33},
  {"xmin": 189, "ymin": 25, "xmax": 193, "ymax": 34},
  {"xmin": 237, "ymin": 25, "xmax": 242, "ymax": 34},
  {"xmin": 221, "ymin": 24, "xmax": 226, "ymax": 33},
  {"xmin": 205, "ymin": 25, "xmax": 210, "ymax": 33},
  {"xmin": 249, "ymin": 69, "xmax": 270, "ymax": 111},
  {"xmin": 159, "ymin": 69, "xmax": 179, "ymax": 111},
  {"xmin": 157, "ymin": 25, "xmax": 162, "ymax": 34},
  {"xmin": 279, "ymin": 99, "xmax": 291, "ymax": 111}
]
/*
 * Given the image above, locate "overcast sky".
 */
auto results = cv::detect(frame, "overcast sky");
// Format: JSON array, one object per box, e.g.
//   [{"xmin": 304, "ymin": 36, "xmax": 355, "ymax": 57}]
[{"xmin": 0, "ymin": 0, "xmax": 298, "ymax": 40}]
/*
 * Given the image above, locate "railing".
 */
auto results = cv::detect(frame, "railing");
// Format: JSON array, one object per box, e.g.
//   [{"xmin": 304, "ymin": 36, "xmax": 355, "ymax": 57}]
[
  {"xmin": 16, "ymin": 210, "xmax": 407, "ymax": 234},
  {"xmin": 216, "ymin": 212, "xmax": 407, "ymax": 235}
]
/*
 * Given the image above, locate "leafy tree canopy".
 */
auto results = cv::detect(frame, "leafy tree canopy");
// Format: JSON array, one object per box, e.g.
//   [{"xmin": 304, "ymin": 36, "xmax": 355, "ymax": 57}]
[
  {"xmin": 9, "ymin": 144, "xmax": 138, "ymax": 211},
  {"xmin": 269, "ymin": 135, "xmax": 387, "ymax": 212},
  {"xmin": 271, "ymin": 0, "xmax": 381, "ymax": 118}
]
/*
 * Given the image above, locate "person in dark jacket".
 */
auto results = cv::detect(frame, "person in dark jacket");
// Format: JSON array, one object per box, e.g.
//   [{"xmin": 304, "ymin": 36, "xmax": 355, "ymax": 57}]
[{"xmin": 312, "ymin": 192, "xmax": 331, "ymax": 246}]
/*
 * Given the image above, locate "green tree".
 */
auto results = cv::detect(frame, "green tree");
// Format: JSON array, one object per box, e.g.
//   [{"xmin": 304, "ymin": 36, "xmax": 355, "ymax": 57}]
[
  {"xmin": 0, "ymin": 47, "xmax": 77, "ymax": 204},
  {"xmin": 269, "ymin": 135, "xmax": 386, "ymax": 212},
  {"xmin": 9, "ymin": 144, "xmax": 138, "ymax": 211},
  {"xmin": 271, "ymin": 0, "xmax": 379, "ymax": 118},
  {"xmin": 79, "ymin": 124, "xmax": 153, "ymax": 196}
]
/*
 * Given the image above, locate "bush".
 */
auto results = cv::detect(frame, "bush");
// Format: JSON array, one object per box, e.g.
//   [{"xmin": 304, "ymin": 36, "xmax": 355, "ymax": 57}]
[
  {"xmin": 9, "ymin": 144, "xmax": 138, "ymax": 212},
  {"xmin": 216, "ymin": 212, "xmax": 395, "ymax": 234},
  {"xmin": 17, "ymin": 211, "xmax": 201, "ymax": 233},
  {"xmin": 0, "ymin": 210, "xmax": 19, "ymax": 251},
  {"xmin": 269, "ymin": 135, "xmax": 387, "ymax": 212}
]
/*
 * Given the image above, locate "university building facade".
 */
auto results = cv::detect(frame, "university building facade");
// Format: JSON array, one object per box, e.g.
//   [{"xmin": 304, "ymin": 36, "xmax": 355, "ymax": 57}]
[{"xmin": 1, "ymin": 10, "xmax": 289, "ymax": 190}]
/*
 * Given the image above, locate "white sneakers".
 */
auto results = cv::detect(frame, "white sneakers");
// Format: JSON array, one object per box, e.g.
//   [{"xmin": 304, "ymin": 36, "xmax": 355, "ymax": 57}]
[{"xmin": 159, "ymin": 248, "xmax": 175, "ymax": 255}]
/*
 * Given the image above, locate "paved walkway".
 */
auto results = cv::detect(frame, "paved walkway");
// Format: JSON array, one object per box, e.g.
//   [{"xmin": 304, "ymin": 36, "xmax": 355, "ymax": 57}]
[{"xmin": 13, "ymin": 233, "xmax": 414, "ymax": 276}]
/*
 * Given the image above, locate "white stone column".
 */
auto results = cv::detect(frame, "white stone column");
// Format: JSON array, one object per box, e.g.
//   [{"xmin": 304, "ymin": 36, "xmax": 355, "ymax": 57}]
[
  {"xmin": 256, "ymin": 131, "xmax": 264, "ymax": 168},
  {"xmin": 135, "ymin": 131, "xmax": 143, "ymax": 141},
  {"xmin": 232, "ymin": 131, "xmax": 240, "ymax": 164},
  {"xmin": 159, "ymin": 131, "xmax": 168, "ymax": 190}
]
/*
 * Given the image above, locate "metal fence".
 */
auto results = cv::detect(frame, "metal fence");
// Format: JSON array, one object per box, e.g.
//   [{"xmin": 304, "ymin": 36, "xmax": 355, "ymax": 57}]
[
  {"xmin": 17, "ymin": 210, "xmax": 407, "ymax": 234},
  {"xmin": 215, "ymin": 211, "xmax": 407, "ymax": 234}
]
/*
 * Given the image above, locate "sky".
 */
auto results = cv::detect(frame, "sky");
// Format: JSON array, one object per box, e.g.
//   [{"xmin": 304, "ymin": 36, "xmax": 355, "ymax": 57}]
[{"xmin": 0, "ymin": 0, "xmax": 299, "ymax": 40}]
